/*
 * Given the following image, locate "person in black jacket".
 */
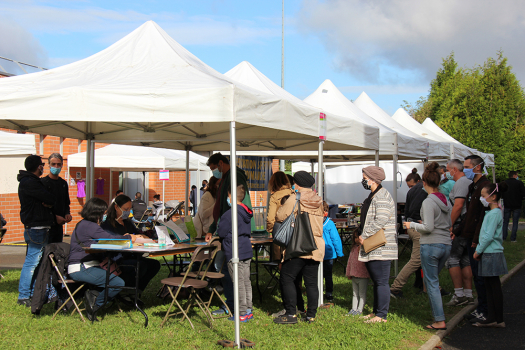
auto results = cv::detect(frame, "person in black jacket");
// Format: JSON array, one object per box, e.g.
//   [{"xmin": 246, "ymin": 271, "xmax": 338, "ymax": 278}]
[
  {"xmin": 502, "ymin": 171, "xmax": 525, "ymax": 242},
  {"xmin": 41, "ymin": 153, "xmax": 72, "ymax": 243},
  {"xmin": 390, "ymin": 169, "xmax": 427, "ymax": 298},
  {"xmin": 17, "ymin": 155, "xmax": 55, "ymax": 307}
]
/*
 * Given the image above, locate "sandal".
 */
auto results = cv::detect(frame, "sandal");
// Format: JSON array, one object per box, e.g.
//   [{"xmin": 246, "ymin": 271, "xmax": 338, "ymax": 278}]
[
  {"xmin": 426, "ymin": 324, "xmax": 447, "ymax": 330},
  {"xmin": 364, "ymin": 316, "xmax": 387, "ymax": 324},
  {"xmin": 359, "ymin": 313, "xmax": 375, "ymax": 320}
]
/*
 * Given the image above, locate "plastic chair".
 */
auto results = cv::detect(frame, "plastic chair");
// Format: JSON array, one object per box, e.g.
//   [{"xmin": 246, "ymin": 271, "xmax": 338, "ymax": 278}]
[
  {"xmin": 49, "ymin": 253, "xmax": 86, "ymax": 322},
  {"xmin": 160, "ymin": 244, "xmax": 217, "ymax": 329},
  {"xmin": 186, "ymin": 237, "xmax": 232, "ymax": 319}
]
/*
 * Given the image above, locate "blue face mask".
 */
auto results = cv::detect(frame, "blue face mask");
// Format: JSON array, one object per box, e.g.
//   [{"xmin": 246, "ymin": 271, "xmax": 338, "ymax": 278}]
[
  {"xmin": 227, "ymin": 197, "xmax": 232, "ymax": 207},
  {"xmin": 212, "ymin": 168, "xmax": 222, "ymax": 179},
  {"xmin": 102, "ymin": 214, "xmax": 107, "ymax": 222},
  {"xmin": 292, "ymin": 185, "xmax": 296, "ymax": 192},
  {"xmin": 50, "ymin": 166, "xmax": 62, "ymax": 175},
  {"xmin": 117, "ymin": 205, "xmax": 131, "ymax": 220},
  {"xmin": 464, "ymin": 168, "xmax": 475, "ymax": 181}
]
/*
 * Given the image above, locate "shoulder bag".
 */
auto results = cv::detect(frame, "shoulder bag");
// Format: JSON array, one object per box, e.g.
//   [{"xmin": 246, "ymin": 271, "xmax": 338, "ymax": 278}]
[
  {"xmin": 273, "ymin": 193, "xmax": 300, "ymax": 248},
  {"xmin": 284, "ymin": 201, "xmax": 318, "ymax": 260},
  {"xmin": 362, "ymin": 228, "xmax": 387, "ymax": 254}
]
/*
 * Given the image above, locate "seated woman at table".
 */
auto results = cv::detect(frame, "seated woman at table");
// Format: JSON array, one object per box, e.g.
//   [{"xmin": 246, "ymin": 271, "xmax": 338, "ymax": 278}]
[
  {"xmin": 194, "ymin": 176, "xmax": 219, "ymax": 238},
  {"xmin": 101, "ymin": 195, "xmax": 161, "ymax": 303},
  {"xmin": 68, "ymin": 197, "xmax": 132, "ymax": 321}
]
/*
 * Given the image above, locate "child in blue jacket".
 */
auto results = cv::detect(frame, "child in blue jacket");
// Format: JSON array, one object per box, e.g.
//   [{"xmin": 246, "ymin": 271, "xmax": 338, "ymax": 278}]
[
  {"xmin": 473, "ymin": 182, "xmax": 509, "ymax": 328},
  {"xmin": 217, "ymin": 184, "xmax": 254, "ymax": 322},
  {"xmin": 322, "ymin": 202, "xmax": 344, "ymax": 302}
]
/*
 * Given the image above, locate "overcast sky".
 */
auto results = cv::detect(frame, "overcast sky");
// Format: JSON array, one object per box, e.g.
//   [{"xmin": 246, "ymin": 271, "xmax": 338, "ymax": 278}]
[{"xmin": 1, "ymin": 0, "xmax": 523, "ymax": 115}]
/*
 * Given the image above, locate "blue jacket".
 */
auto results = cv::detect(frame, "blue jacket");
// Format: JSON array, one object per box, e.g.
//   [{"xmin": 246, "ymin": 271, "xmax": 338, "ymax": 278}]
[
  {"xmin": 322, "ymin": 217, "xmax": 344, "ymax": 260},
  {"xmin": 218, "ymin": 203, "xmax": 253, "ymax": 262}
]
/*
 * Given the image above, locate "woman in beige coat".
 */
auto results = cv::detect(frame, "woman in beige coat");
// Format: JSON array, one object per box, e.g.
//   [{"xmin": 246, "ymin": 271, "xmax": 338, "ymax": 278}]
[
  {"xmin": 194, "ymin": 177, "xmax": 219, "ymax": 238},
  {"xmin": 267, "ymin": 171, "xmax": 294, "ymax": 259},
  {"xmin": 273, "ymin": 171, "xmax": 325, "ymax": 325}
]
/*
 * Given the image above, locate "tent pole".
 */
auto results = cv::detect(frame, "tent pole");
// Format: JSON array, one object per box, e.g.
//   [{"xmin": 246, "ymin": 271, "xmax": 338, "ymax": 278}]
[
  {"xmin": 492, "ymin": 166, "xmax": 496, "ymax": 183},
  {"xmin": 318, "ymin": 140, "xmax": 324, "ymax": 306},
  {"xmin": 162, "ymin": 175, "xmax": 165, "ymax": 213},
  {"xmin": 90, "ymin": 140, "xmax": 95, "ymax": 199},
  {"xmin": 375, "ymin": 150, "xmax": 379, "ymax": 167},
  {"xmin": 311, "ymin": 161, "xmax": 314, "ymax": 177},
  {"xmin": 109, "ymin": 170, "xmax": 113, "ymax": 204},
  {"xmin": 230, "ymin": 121, "xmax": 241, "ymax": 348},
  {"xmin": 196, "ymin": 162, "xmax": 201, "ymax": 213},
  {"xmin": 393, "ymin": 134, "xmax": 399, "ymax": 277},
  {"xmin": 185, "ymin": 149, "xmax": 190, "ymax": 216}
]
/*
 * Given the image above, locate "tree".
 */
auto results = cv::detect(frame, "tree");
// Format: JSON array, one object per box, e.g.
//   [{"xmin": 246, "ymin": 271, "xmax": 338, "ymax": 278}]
[{"xmin": 409, "ymin": 52, "xmax": 525, "ymax": 180}]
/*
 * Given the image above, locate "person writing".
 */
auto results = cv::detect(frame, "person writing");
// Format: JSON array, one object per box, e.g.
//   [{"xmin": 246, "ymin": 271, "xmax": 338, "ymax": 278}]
[
  {"xmin": 100, "ymin": 195, "xmax": 161, "ymax": 304},
  {"xmin": 406, "ymin": 162, "xmax": 452, "ymax": 331},
  {"xmin": 68, "ymin": 198, "xmax": 129, "ymax": 321}
]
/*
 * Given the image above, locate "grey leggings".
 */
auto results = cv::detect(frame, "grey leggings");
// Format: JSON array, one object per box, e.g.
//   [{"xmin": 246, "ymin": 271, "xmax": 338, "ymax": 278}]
[{"xmin": 352, "ymin": 277, "xmax": 369, "ymax": 313}]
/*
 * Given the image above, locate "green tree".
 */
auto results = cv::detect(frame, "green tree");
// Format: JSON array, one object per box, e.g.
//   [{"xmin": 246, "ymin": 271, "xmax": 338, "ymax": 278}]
[{"xmin": 410, "ymin": 52, "xmax": 525, "ymax": 180}]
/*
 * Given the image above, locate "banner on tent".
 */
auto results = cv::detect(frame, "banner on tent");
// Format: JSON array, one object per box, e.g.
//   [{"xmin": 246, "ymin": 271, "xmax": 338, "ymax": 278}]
[{"xmin": 227, "ymin": 156, "xmax": 273, "ymax": 191}]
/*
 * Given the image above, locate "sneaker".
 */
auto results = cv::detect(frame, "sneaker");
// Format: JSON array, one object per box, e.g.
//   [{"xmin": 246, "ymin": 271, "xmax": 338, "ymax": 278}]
[
  {"xmin": 464, "ymin": 310, "xmax": 482, "ymax": 321},
  {"xmin": 345, "ymin": 309, "xmax": 361, "ymax": 316},
  {"xmin": 17, "ymin": 298, "xmax": 31, "ymax": 307},
  {"xmin": 466, "ymin": 297, "xmax": 475, "ymax": 305},
  {"xmin": 273, "ymin": 314, "xmax": 297, "ymax": 324},
  {"xmin": 390, "ymin": 290, "xmax": 404, "ymax": 299},
  {"xmin": 470, "ymin": 312, "xmax": 487, "ymax": 323},
  {"xmin": 212, "ymin": 306, "xmax": 229, "ymax": 316},
  {"xmin": 228, "ymin": 314, "xmax": 249, "ymax": 323},
  {"xmin": 302, "ymin": 316, "xmax": 315, "ymax": 324},
  {"xmin": 325, "ymin": 294, "xmax": 334, "ymax": 302},
  {"xmin": 445, "ymin": 294, "xmax": 468, "ymax": 306},
  {"xmin": 271, "ymin": 309, "xmax": 286, "ymax": 318}
]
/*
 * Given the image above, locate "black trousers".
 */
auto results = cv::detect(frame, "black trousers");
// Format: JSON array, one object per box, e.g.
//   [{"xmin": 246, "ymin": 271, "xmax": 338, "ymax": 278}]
[
  {"xmin": 281, "ymin": 258, "xmax": 319, "ymax": 318},
  {"xmin": 467, "ymin": 240, "xmax": 488, "ymax": 314},
  {"xmin": 365, "ymin": 260, "xmax": 391, "ymax": 319},
  {"xmin": 484, "ymin": 276, "xmax": 504, "ymax": 323},
  {"xmin": 323, "ymin": 259, "xmax": 334, "ymax": 295},
  {"xmin": 119, "ymin": 257, "xmax": 161, "ymax": 293},
  {"xmin": 48, "ymin": 225, "xmax": 64, "ymax": 244}
]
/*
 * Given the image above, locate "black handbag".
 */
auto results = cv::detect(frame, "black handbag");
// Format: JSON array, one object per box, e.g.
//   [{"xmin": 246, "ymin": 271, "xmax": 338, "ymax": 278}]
[
  {"xmin": 273, "ymin": 194, "xmax": 300, "ymax": 248},
  {"xmin": 284, "ymin": 202, "xmax": 317, "ymax": 260}
]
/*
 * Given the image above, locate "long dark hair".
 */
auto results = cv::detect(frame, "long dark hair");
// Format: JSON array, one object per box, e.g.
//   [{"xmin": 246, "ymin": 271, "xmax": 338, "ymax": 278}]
[
  {"xmin": 81, "ymin": 197, "xmax": 108, "ymax": 223},
  {"xmin": 207, "ymin": 176, "xmax": 220, "ymax": 199},
  {"xmin": 269, "ymin": 171, "xmax": 291, "ymax": 192},
  {"xmin": 106, "ymin": 194, "xmax": 132, "ymax": 228}
]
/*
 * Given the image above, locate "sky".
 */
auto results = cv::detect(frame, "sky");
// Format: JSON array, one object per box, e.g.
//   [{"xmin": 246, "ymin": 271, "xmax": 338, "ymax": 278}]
[{"xmin": 1, "ymin": 0, "xmax": 524, "ymax": 115}]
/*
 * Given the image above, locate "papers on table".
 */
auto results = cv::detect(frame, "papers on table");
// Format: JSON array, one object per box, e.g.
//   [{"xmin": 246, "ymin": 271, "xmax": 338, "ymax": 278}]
[
  {"xmin": 135, "ymin": 237, "xmax": 156, "ymax": 244},
  {"xmin": 154, "ymin": 225, "xmax": 176, "ymax": 245},
  {"xmin": 92, "ymin": 238, "xmax": 132, "ymax": 249},
  {"xmin": 162, "ymin": 221, "xmax": 190, "ymax": 243}
]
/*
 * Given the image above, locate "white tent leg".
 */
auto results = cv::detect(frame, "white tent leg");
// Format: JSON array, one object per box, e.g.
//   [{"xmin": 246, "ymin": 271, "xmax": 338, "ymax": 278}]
[
  {"xmin": 185, "ymin": 149, "xmax": 190, "ymax": 216},
  {"xmin": 196, "ymin": 162, "xmax": 201, "ymax": 212},
  {"xmin": 109, "ymin": 170, "xmax": 113, "ymax": 203},
  {"xmin": 492, "ymin": 166, "xmax": 496, "ymax": 183},
  {"xmin": 90, "ymin": 141, "xmax": 95, "ymax": 199},
  {"xmin": 318, "ymin": 140, "xmax": 324, "ymax": 307},
  {"xmin": 162, "ymin": 176, "xmax": 165, "ymax": 211},
  {"xmin": 230, "ymin": 121, "xmax": 241, "ymax": 348},
  {"xmin": 375, "ymin": 150, "xmax": 379, "ymax": 167},
  {"xmin": 393, "ymin": 153, "xmax": 398, "ymax": 277},
  {"xmin": 86, "ymin": 135, "xmax": 93, "ymax": 200}
]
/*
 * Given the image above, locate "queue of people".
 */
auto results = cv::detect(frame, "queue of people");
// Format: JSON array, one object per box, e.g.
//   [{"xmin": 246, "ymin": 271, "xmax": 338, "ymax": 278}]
[{"xmin": 12, "ymin": 152, "xmax": 514, "ymax": 331}]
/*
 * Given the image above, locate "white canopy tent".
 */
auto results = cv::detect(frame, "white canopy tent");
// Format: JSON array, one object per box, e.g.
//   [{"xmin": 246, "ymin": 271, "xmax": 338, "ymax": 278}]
[
  {"xmin": 0, "ymin": 130, "xmax": 36, "ymax": 155},
  {"xmin": 0, "ymin": 21, "xmax": 375, "ymax": 346},
  {"xmin": 68, "ymin": 144, "xmax": 211, "ymax": 208},
  {"xmin": 422, "ymin": 118, "xmax": 495, "ymax": 166}
]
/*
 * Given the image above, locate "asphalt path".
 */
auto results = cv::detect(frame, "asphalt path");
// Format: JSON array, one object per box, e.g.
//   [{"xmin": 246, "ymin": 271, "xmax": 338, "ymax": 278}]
[{"xmin": 441, "ymin": 263, "xmax": 525, "ymax": 350}]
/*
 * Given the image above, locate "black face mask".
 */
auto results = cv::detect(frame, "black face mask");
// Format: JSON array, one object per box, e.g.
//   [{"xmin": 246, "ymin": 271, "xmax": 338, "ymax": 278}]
[{"xmin": 361, "ymin": 178, "xmax": 371, "ymax": 190}]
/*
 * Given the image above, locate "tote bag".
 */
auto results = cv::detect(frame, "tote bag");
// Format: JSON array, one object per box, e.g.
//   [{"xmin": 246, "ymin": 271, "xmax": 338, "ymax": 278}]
[
  {"xmin": 273, "ymin": 196, "xmax": 300, "ymax": 248},
  {"xmin": 284, "ymin": 203, "xmax": 317, "ymax": 260}
]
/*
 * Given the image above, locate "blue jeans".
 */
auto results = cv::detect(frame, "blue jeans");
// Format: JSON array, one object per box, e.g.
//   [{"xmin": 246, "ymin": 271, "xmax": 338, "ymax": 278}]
[
  {"xmin": 214, "ymin": 251, "xmax": 234, "ymax": 311},
  {"xmin": 18, "ymin": 228, "xmax": 49, "ymax": 300},
  {"xmin": 69, "ymin": 264, "xmax": 125, "ymax": 307},
  {"xmin": 420, "ymin": 244, "xmax": 451, "ymax": 322},
  {"xmin": 503, "ymin": 208, "xmax": 521, "ymax": 241}
]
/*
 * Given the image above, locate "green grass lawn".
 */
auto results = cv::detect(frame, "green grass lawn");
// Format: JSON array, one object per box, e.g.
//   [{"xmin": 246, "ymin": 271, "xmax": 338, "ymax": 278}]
[{"xmin": 1, "ymin": 232, "xmax": 524, "ymax": 350}]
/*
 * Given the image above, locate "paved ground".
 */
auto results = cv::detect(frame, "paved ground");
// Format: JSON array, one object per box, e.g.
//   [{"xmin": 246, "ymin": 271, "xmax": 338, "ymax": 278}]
[
  {"xmin": 441, "ymin": 263, "xmax": 525, "ymax": 350},
  {"xmin": 0, "ymin": 236, "xmax": 71, "ymax": 270}
]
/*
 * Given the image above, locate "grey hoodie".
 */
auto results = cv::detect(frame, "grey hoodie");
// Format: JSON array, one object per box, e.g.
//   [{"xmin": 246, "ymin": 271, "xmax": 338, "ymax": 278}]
[{"xmin": 412, "ymin": 194, "xmax": 452, "ymax": 245}]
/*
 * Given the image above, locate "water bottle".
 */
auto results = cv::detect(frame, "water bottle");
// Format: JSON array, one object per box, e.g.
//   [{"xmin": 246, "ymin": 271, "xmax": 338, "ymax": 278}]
[{"xmin": 158, "ymin": 232, "xmax": 166, "ymax": 246}]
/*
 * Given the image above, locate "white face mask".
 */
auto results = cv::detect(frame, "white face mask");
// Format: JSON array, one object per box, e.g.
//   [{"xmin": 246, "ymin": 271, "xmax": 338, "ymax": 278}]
[{"xmin": 480, "ymin": 197, "xmax": 490, "ymax": 207}]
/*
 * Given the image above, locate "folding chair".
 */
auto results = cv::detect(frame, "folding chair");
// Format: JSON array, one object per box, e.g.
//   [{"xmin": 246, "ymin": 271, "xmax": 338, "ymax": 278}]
[
  {"xmin": 49, "ymin": 253, "xmax": 86, "ymax": 322},
  {"xmin": 134, "ymin": 208, "xmax": 153, "ymax": 229},
  {"xmin": 0, "ymin": 228, "xmax": 5, "ymax": 279},
  {"xmin": 160, "ymin": 244, "xmax": 218, "ymax": 329},
  {"xmin": 186, "ymin": 237, "xmax": 232, "ymax": 319}
]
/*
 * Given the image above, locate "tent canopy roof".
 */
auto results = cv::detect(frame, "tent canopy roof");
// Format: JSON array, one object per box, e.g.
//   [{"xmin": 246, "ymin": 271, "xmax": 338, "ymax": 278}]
[
  {"xmin": 0, "ymin": 21, "xmax": 370, "ymax": 153},
  {"xmin": 0, "ymin": 130, "xmax": 36, "ymax": 156},
  {"xmin": 68, "ymin": 144, "xmax": 208, "ymax": 171}
]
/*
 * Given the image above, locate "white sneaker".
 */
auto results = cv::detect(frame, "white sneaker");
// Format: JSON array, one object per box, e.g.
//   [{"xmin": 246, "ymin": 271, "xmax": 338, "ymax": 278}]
[{"xmin": 445, "ymin": 294, "xmax": 468, "ymax": 306}]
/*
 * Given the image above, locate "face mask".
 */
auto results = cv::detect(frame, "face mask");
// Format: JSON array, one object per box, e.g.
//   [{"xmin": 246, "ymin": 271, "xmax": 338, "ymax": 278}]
[
  {"xmin": 446, "ymin": 172, "xmax": 454, "ymax": 181},
  {"xmin": 480, "ymin": 197, "xmax": 490, "ymax": 207},
  {"xmin": 50, "ymin": 166, "xmax": 62, "ymax": 175},
  {"xmin": 227, "ymin": 197, "xmax": 232, "ymax": 207},
  {"xmin": 212, "ymin": 168, "xmax": 222, "ymax": 179},
  {"xmin": 361, "ymin": 178, "xmax": 371, "ymax": 191},
  {"xmin": 117, "ymin": 205, "xmax": 131, "ymax": 220},
  {"xmin": 102, "ymin": 214, "xmax": 107, "ymax": 222},
  {"xmin": 463, "ymin": 168, "xmax": 475, "ymax": 180},
  {"xmin": 440, "ymin": 174, "xmax": 445, "ymax": 181},
  {"xmin": 292, "ymin": 185, "xmax": 295, "ymax": 191},
  {"xmin": 517, "ymin": 177, "xmax": 520, "ymax": 180}
]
